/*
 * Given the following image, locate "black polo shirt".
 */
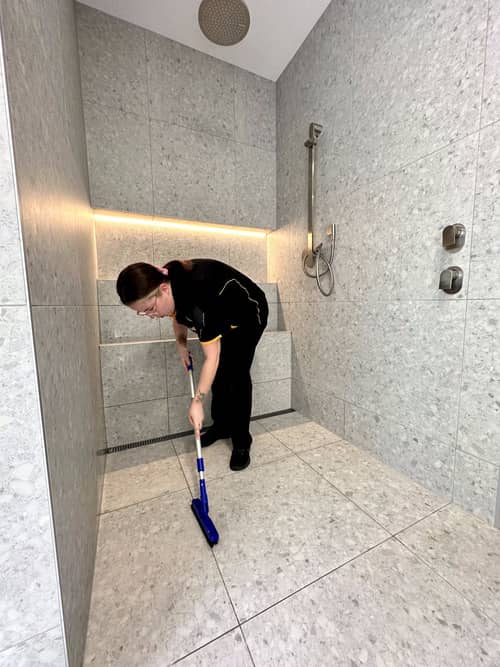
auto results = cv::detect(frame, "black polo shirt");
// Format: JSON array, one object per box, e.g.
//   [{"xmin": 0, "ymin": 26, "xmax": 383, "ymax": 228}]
[{"xmin": 166, "ymin": 259, "xmax": 267, "ymax": 344}]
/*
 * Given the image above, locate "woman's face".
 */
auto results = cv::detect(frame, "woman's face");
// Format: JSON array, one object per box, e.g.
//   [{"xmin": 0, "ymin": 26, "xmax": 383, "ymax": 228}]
[{"xmin": 130, "ymin": 283, "xmax": 174, "ymax": 319}]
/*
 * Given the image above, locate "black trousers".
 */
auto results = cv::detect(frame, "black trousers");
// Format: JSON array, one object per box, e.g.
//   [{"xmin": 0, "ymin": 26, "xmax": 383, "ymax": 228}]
[{"xmin": 210, "ymin": 301, "xmax": 268, "ymax": 450}]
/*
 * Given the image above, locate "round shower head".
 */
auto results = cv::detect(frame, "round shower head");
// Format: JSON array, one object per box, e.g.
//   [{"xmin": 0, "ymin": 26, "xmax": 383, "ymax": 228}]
[{"xmin": 198, "ymin": 0, "xmax": 250, "ymax": 46}]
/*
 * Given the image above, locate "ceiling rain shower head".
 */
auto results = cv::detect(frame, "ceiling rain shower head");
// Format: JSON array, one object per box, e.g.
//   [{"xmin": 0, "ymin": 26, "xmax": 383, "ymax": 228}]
[{"xmin": 198, "ymin": 0, "xmax": 250, "ymax": 46}]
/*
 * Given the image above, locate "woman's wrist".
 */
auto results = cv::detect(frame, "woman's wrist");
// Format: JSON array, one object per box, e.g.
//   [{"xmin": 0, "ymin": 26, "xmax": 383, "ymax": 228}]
[{"xmin": 193, "ymin": 389, "xmax": 206, "ymax": 404}]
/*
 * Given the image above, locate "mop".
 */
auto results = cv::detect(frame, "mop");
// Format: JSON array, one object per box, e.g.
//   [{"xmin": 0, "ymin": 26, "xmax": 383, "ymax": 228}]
[{"xmin": 187, "ymin": 357, "xmax": 219, "ymax": 547}]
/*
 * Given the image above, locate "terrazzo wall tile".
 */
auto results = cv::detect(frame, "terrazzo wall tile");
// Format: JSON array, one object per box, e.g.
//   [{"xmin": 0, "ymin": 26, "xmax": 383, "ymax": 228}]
[
  {"xmin": 234, "ymin": 68, "xmax": 276, "ymax": 151},
  {"xmin": 104, "ymin": 399, "xmax": 169, "ymax": 447},
  {"xmin": 249, "ymin": 331, "xmax": 291, "ymax": 383},
  {"xmin": 253, "ymin": 378, "xmax": 292, "ymax": 415},
  {"xmin": 0, "ymin": 81, "xmax": 24, "ymax": 305},
  {"xmin": 165, "ymin": 339, "xmax": 206, "ymax": 398},
  {"xmin": 31, "ymin": 305, "xmax": 105, "ymax": 665},
  {"xmin": 482, "ymin": 0, "xmax": 500, "ymax": 125},
  {"xmin": 469, "ymin": 121, "xmax": 500, "ymax": 299},
  {"xmin": 292, "ymin": 379, "xmax": 345, "ymax": 438},
  {"xmin": 76, "ymin": 3, "xmax": 147, "ymax": 116},
  {"xmin": 77, "ymin": 4, "xmax": 276, "ymax": 230},
  {"xmin": 453, "ymin": 450, "xmax": 499, "ymax": 524},
  {"xmin": 351, "ymin": 0, "xmax": 485, "ymax": 185},
  {"xmin": 234, "ymin": 143, "xmax": 276, "ymax": 229},
  {"xmin": 95, "ymin": 220, "xmax": 153, "ymax": 279},
  {"xmin": 100, "ymin": 341, "xmax": 167, "ymax": 406},
  {"xmin": 273, "ymin": 0, "xmax": 497, "ymax": 523},
  {"xmin": 0, "ymin": 307, "xmax": 61, "ymax": 651},
  {"xmin": 151, "ymin": 119, "xmax": 235, "ymax": 225},
  {"xmin": 458, "ymin": 300, "xmax": 500, "ymax": 465},
  {"xmin": 151, "ymin": 226, "xmax": 231, "ymax": 267},
  {"xmin": 99, "ymin": 304, "xmax": 161, "ymax": 343},
  {"xmin": 227, "ymin": 235, "xmax": 268, "ymax": 283},
  {"xmin": 0, "ymin": 627, "xmax": 65, "ymax": 667},
  {"xmin": 345, "ymin": 404, "xmax": 453, "ymax": 497},
  {"xmin": 84, "ymin": 102, "xmax": 153, "ymax": 213},
  {"xmin": 147, "ymin": 30, "xmax": 235, "ymax": 139},
  {"xmin": 1, "ymin": 1, "xmax": 107, "ymax": 662}
]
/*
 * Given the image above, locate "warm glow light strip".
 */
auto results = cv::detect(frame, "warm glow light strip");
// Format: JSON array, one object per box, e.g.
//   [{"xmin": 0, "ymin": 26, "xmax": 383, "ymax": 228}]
[{"xmin": 94, "ymin": 210, "xmax": 269, "ymax": 238}]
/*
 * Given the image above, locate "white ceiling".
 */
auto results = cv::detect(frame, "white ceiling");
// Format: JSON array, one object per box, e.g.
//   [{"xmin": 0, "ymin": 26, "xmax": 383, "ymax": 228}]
[{"xmin": 79, "ymin": 0, "xmax": 332, "ymax": 81}]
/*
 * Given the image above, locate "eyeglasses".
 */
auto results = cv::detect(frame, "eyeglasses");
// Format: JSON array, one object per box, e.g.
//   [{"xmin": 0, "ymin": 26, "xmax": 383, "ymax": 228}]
[{"xmin": 136, "ymin": 289, "xmax": 160, "ymax": 317}]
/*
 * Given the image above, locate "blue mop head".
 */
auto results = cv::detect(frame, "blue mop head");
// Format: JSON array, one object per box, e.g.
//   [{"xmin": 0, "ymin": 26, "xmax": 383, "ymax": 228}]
[{"xmin": 191, "ymin": 498, "xmax": 219, "ymax": 547}]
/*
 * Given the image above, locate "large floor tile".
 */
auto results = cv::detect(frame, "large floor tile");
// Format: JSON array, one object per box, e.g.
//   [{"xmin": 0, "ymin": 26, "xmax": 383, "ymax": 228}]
[
  {"xmin": 243, "ymin": 539, "xmax": 500, "ymax": 666},
  {"xmin": 210, "ymin": 456, "xmax": 388, "ymax": 621},
  {"xmin": 175, "ymin": 629, "xmax": 253, "ymax": 666},
  {"xmin": 84, "ymin": 491, "xmax": 237, "ymax": 666},
  {"xmin": 300, "ymin": 441, "xmax": 448, "ymax": 534},
  {"xmin": 172, "ymin": 430, "xmax": 293, "ymax": 493},
  {"xmin": 398, "ymin": 503, "xmax": 500, "ymax": 624},
  {"xmin": 100, "ymin": 441, "xmax": 187, "ymax": 512},
  {"xmin": 269, "ymin": 421, "xmax": 343, "ymax": 453}
]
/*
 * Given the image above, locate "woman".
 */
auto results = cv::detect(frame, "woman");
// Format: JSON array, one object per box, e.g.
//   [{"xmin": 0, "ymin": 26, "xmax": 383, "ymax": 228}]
[{"xmin": 116, "ymin": 259, "xmax": 268, "ymax": 471}]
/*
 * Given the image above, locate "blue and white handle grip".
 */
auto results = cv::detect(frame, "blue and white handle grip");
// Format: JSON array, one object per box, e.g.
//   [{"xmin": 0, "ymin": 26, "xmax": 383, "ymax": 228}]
[{"xmin": 187, "ymin": 357, "xmax": 209, "ymax": 514}]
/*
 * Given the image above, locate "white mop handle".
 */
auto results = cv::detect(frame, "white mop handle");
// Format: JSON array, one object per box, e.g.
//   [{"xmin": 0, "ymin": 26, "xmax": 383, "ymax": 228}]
[{"xmin": 188, "ymin": 367, "xmax": 204, "ymax": 467}]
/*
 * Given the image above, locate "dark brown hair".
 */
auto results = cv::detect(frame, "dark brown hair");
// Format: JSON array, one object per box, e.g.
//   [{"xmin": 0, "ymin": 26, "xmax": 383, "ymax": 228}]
[{"xmin": 116, "ymin": 262, "xmax": 168, "ymax": 305}]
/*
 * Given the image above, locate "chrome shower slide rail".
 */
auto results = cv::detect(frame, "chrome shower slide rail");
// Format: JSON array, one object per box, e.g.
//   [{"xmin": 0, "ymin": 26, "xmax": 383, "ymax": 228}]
[{"xmin": 302, "ymin": 122, "xmax": 335, "ymax": 296}]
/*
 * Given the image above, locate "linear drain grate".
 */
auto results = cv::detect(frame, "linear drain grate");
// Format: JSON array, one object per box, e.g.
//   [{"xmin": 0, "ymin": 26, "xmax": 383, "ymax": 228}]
[{"xmin": 101, "ymin": 408, "xmax": 295, "ymax": 455}]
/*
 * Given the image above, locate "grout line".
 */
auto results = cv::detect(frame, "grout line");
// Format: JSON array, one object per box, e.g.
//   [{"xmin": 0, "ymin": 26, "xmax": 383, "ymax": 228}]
[
  {"xmin": 0, "ymin": 626, "xmax": 61, "ymax": 656},
  {"xmin": 393, "ymin": 534, "xmax": 500, "ymax": 630},
  {"xmin": 98, "ymin": 485, "xmax": 188, "ymax": 516},
  {"xmin": 237, "ymin": 535, "xmax": 394, "ymax": 628},
  {"xmin": 170, "ymin": 624, "xmax": 243, "ymax": 665}
]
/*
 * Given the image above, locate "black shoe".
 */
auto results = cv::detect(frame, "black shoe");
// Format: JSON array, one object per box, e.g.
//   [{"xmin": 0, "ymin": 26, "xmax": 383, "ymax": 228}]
[
  {"xmin": 200, "ymin": 427, "xmax": 229, "ymax": 448},
  {"xmin": 229, "ymin": 448, "xmax": 251, "ymax": 471}
]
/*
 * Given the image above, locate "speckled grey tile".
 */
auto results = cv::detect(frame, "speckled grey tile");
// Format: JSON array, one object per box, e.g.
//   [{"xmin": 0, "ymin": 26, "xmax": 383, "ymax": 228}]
[
  {"xmin": 76, "ymin": 3, "xmax": 147, "ymax": 116},
  {"xmin": 0, "ymin": 307, "xmax": 61, "ymax": 650},
  {"xmin": 458, "ymin": 300, "xmax": 500, "ymax": 465},
  {"xmin": 234, "ymin": 68, "xmax": 275, "ymax": 152},
  {"xmin": 31, "ymin": 306, "xmax": 105, "ymax": 663},
  {"xmin": 453, "ymin": 450, "xmax": 499, "ymax": 524},
  {"xmin": 302, "ymin": 440, "xmax": 448, "ymax": 533},
  {"xmin": 0, "ymin": 93, "xmax": 24, "ymax": 305},
  {"xmin": 176, "ymin": 629, "xmax": 252, "ymax": 667},
  {"xmin": 165, "ymin": 340, "xmax": 207, "ymax": 398},
  {"xmin": 168, "ymin": 393, "xmax": 201, "ymax": 434},
  {"xmin": 266, "ymin": 302, "xmax": 278, "ymax": 331},
  {"xmin": 101, "ymin": 441, "xmax": 186, "ymax": 512},
  {"xmin": 345, "ymin": 403, "xmax": 454, "ymax": 497},
  {"xmin": 352, "ymin": 0, "xmax": 485, "ymax": 184},
  {"xmin": 334, "ymin": 136, "xmax": 476, "ymax": 302},
  {"xmin": 483, "ymin": 0, "xmax": 500, "ymax": 125},
  {"xmin": 99, "ymin": 305, "xmax": 161, "ymax": 343},
  {"xmin": 271, "ymin": 421, "xmax": 343, "ymax": 453},
  {"xmin": 100, "ymin": 341, "xmax": 166, "ymax": 406},
  {"xmin": 243, "ymin": 538, "xmax": 500, "ymax": 666},
  {"xmin": 84, "ymin": 491, "xmax": 237, "ymax": 665},
  {"xmin": 147, "ymin": 31, "xmax": 235, "ymax": 139},
  {"xmin": 259, "ymin": 283, "xmax": 278, "ymax": 303},
  {"xmin": 292, "ymin": 379, "xmax": 346, "ymax": 438},
  {"xmin": 469, "ymin": 122, "xmax": 500, "ymax": 298},
  {"xmin": 250, "ymin": 332, "xmax": 291, "ymax": 383},
  {"xmin": 346, "ymin": 300, "xmax": 466, "ymax": 445},
  {"xmin": 399, "ymin": 503, "xmax": 500, "ymax": 624},
  {"xmin": 151, "ymin": 119, "xmax": 235, "ymax": 224},
  {"xmin": 152, "ymin": 227, "xmax": 231, "ymax": 268},
  {"xmin": 0, "ymin": 626, "xmax": 65, "ymax": 667},
  {"xmin": 234, "ymin": 144, "xmax": 276, "ymax": 230},
  {"xmin": 95, "ymin": 221, "xmax": 153, "ymax": 280},
  {"xmin": 227, "ymin": 235, "xmax": 268, "ymax": 283},
  {"xmin": 84, "ymin": 102, "xmax": 153, "ymax": 213},
  {"xmin": 173, "ymin": 430, "xmax": 292, "ymax": 493},
  {"xmin": 97, "ymin": 279, "xmax": 120, "ymax": 306},
  {"xmin": 104, "ymin": 399, "xmax": 169, "ymax": 448},
  {"xmin": 211, "ymin": 456, "xmax": 388, "ymax": 620},
  {"xmin": 252, "ymin": 378, "xmax": 292, "ymax": 416}
]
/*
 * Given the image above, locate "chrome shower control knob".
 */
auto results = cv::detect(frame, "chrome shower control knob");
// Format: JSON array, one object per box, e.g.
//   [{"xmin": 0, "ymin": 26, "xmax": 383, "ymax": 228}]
[{"xmin": 439, "ymin": 266, "xmax": 464, "ymax": 294}]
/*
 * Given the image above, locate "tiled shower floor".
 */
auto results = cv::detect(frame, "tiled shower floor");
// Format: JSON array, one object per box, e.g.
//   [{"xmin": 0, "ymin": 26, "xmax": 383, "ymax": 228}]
[{"xmin": 84, "ymin": 412, "xmax": 500, "ymax": 666}]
